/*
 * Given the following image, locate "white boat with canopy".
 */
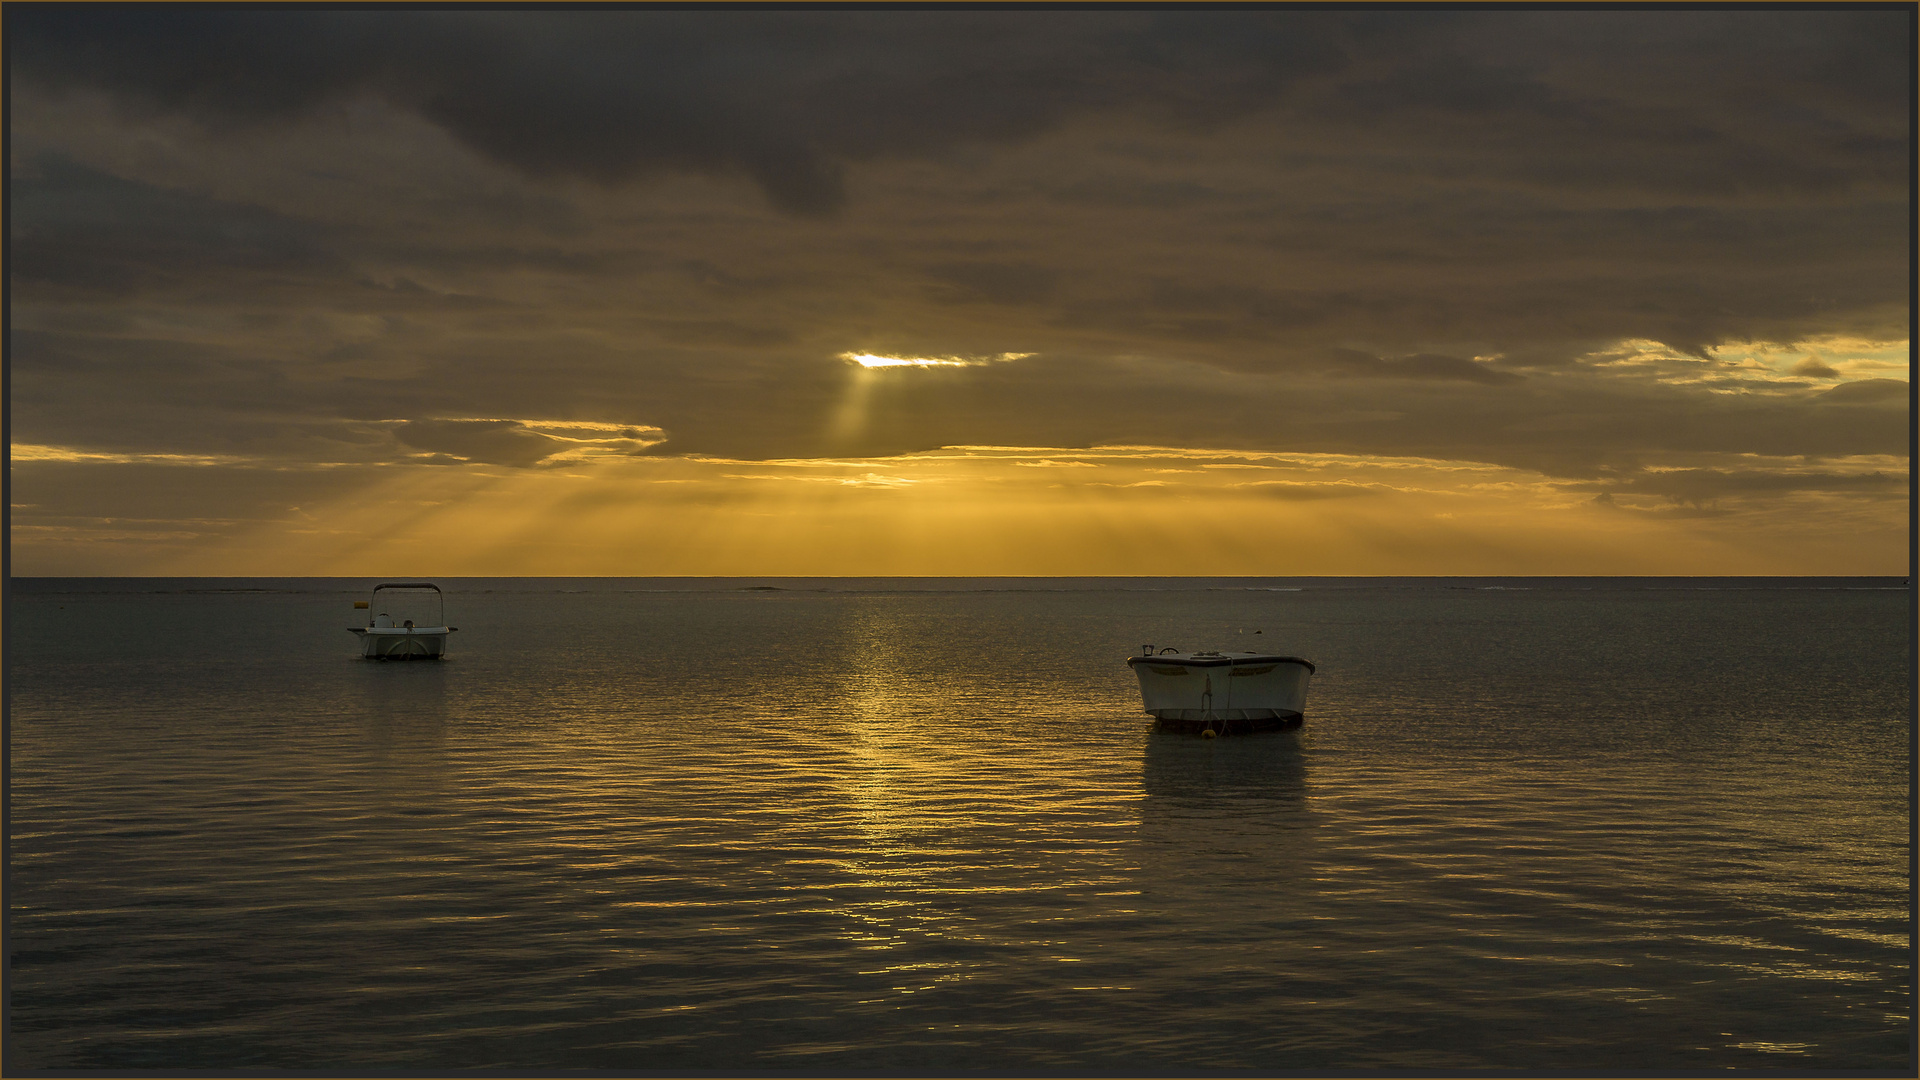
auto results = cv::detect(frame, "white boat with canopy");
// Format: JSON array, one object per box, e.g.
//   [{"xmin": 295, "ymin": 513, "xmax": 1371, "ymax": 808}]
[
  {"xmin": 1127, "ymin": 647, "xmax": 1314, "ymax": 734},
  {"xmin": 348, "ymin": 583, "xmax": 457, "ymax": 660}
]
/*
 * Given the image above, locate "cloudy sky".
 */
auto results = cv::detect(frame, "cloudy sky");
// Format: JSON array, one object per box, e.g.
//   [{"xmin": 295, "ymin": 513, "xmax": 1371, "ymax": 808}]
[{"xmin": 8, "ymin": 6, "xmax": 1911, "ymax": 575}]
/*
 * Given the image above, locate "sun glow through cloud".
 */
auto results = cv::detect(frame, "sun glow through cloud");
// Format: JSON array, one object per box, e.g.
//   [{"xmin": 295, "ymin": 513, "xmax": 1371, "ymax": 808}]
[
  {"xmin": 842, "ymin": 352, "xmax": 1033, "ymax": 368},
  {"xmin": 16, "ymin": 442, "xmax": 1901, "ymax": 577}
]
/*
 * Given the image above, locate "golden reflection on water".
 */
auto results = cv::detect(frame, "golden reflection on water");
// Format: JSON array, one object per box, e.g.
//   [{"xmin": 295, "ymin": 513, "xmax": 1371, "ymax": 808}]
[
  {"xmin": 9, "ymin": 583, "xmax": 1906, "ymax": 1072},
  {"xmin": 812, "ymin": 599, "xmax": 1002, "ymax": 1004},
  {"xmin": 830, "ymin": 599, "xmax": 939, "ymax": 851}
]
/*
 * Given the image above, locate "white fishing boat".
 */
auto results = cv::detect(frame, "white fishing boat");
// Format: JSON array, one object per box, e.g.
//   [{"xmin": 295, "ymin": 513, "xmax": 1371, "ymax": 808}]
[
  {"xmin": 348, "ymin": 582, "xmax": 457, "ymax": 660},
  {"xmin": 1127, "ymin": 647, "xmax": 1314, "ymax": 734}
]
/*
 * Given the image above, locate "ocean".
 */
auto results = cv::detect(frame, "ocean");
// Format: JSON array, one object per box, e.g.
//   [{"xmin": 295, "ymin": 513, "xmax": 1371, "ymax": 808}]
[{"xmin": 5, "ymin": 577, "xmax": 1912, "ymax": 1072}]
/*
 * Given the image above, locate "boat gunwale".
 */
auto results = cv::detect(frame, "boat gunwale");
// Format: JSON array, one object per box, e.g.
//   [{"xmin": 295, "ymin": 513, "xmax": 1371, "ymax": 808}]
[{"xmin": 1127, "ymin": 653, "xmax": 1314, "ymax": 673}]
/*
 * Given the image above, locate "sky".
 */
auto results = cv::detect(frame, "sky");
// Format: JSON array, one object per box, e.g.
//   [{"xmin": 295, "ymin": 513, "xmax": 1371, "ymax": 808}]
[{"xmin": 7, "ymin": 6, "xmax": 1912, "ymax": 576}]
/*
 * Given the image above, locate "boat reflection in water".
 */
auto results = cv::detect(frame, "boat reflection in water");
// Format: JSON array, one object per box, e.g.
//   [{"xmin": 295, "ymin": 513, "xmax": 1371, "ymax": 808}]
[
  {"xmin": 1140, "ymin": 727, "xmax": 1310, "ymax": 811},
  {"xmin": 1133, "ymin": 730, "xmax": 1317, "ymax": 929}
]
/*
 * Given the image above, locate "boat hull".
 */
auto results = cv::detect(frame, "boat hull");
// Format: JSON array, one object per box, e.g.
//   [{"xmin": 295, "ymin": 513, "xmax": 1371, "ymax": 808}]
[
  {"xmin": 349, "ymin": 627, "xmax": 451, "ymax": 660},
  {"xmin": 1128, "ymin": 652, "xmax": 1313, "ymax": 732}
]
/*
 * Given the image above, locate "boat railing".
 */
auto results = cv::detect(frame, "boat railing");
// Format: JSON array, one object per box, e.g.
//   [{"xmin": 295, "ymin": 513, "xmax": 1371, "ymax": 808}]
[{"xmin": 368, "ymin": 583, "xmax": 446, "ymax": 627}]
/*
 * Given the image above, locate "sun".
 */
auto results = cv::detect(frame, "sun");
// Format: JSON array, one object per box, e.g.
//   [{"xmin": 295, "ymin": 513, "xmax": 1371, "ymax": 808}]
[{"xmin": 841, "ymin": 351, "xmax": 1033, "ymax": 369}]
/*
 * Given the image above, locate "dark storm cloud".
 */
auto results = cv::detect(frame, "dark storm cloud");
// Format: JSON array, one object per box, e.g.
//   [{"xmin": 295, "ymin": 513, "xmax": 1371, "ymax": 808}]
[
  {"xmin": 7, "ymin": 6, "xmax": 1908, "ymax": 488},
  {"xmin": 7, "ymin": 8, "xmax": 1364, "ymax": 215},
  {"xmin": 924, "ymin": 263, "xmax": 1060, "ymax": 306},
  {"xmin": 9, "ymin": 328, "xmax": 413, "ymax": 464},
  {"xmin": 645, "ymin": 319, "xmax": 797, "ymax": 349},
  {"xmin": 10, "ymin": 156, "xmax": 340, "ymax": 296},
  {"xmin": 27, "ymin": 7, "xmax": 1896, "ymax": 217},
  {"xmin": 1019, "ymin": 184, "xmax": 1904, "ymax": 367},
  {"xmin": 1333, "ymin": 56, "xmax": 1867, "ymax": 198},
  {"xmin": 1324, "ymin": 349, "xmax": 1523, "ymax": 385},
  {"xmin": 1320, "ymin": 9, "xmax": 1908, "ymax": 198}
]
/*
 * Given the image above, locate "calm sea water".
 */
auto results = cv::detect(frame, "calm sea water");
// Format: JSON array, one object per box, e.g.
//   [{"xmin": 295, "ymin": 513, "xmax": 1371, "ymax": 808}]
[{"xmin": 6, "ymin": 577, "xmax": 1912, "ymax": 1072}]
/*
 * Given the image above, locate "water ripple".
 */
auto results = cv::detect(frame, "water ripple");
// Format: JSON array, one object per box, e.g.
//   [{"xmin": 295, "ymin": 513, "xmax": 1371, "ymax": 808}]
[{"xmin": 8, "ymin": 582, "xmax": 1909, "ymax": 1070}]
